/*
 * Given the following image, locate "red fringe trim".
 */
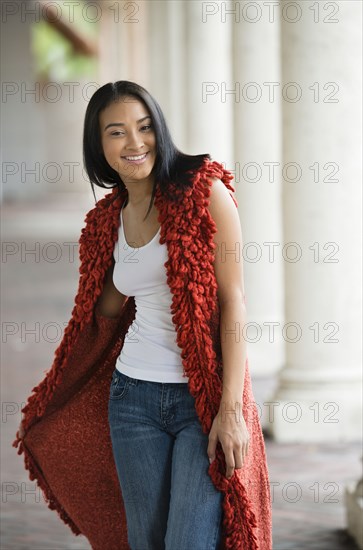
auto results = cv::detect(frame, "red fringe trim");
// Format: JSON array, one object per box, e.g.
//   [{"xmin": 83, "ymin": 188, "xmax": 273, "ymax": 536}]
[
  {"xmin": 154, "ymin": 158, "xmax": 260, "ymax": 549},
  {"xmin": 13, "ymin": 159, "xmax": 264, "ymax": 549}
]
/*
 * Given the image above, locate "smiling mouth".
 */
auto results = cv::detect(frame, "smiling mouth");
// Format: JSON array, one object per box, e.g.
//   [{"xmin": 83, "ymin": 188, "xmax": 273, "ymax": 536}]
[{"xmin": 122, "ymin": 152, "xmax": 149, "ymax": 161}]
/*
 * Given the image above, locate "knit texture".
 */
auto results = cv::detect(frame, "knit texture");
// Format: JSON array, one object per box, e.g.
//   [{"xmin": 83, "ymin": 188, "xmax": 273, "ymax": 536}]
[{"xmin": 12, "ymin": 158, "xmax": 272, "ymax": 549}]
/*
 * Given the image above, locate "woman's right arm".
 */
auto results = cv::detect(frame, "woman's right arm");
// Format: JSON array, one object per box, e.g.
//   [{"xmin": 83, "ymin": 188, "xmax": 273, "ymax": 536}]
[{"xmin": 95, "ymin": 258, "xmax": 128, "ymax": 318}]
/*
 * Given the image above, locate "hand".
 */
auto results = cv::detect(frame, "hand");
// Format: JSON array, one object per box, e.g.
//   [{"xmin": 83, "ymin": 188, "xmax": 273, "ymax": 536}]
[{"xmin": 207, "ymin": 400, "xmax": 250, "ymax": 479}]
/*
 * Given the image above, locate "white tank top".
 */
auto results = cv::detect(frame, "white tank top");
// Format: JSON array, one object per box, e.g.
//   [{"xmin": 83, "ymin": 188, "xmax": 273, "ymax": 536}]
[{"xmin": 112, "ymin": 201, "xmax": 188, "ymax": 383}]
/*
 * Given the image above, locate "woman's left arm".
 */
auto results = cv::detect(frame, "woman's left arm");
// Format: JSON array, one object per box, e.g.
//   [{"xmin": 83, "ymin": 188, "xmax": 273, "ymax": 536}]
[{"xmin": 206, "ymin": 177, "xmax": 250, "ymax": 479}]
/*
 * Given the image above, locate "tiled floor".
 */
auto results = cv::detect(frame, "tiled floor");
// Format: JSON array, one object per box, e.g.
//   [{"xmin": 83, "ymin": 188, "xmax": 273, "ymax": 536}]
[
  {"xmin": 2, "ymin": 197, "xmax": 362, "ymax": 549},
  {"xmin": 264, "ymin": 436, "xmax": 362, "ymax": 549}
]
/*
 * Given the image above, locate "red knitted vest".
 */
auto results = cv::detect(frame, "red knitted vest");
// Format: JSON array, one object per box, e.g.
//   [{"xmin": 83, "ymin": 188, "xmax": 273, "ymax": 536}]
[{"xmin": 13, "ymin": 158, "xmax": 272, "ymax": 550}]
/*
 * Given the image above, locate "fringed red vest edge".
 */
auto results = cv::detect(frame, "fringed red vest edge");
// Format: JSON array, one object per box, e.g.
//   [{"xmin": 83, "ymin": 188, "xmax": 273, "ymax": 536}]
[{"xmin": 12, "ymin": 158, "xmax": 271, "ymax": 550}]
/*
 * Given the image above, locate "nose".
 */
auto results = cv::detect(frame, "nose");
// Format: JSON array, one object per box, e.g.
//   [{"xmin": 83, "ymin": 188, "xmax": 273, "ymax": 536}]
[{"xmin": 125, "ymin": 129, "xmax": 144, "ymax": 151}]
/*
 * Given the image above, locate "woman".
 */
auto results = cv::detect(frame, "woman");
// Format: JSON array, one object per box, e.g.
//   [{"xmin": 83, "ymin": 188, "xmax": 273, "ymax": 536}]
[{"xmin": 15, "ymin": 81, "xmax": 272, "ymax": 550}]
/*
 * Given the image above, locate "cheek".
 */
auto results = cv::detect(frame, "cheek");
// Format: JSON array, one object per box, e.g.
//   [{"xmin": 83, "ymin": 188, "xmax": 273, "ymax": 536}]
[{"xmin": 102, "ymin": 140, "xmax": 119, "ymax": 162}]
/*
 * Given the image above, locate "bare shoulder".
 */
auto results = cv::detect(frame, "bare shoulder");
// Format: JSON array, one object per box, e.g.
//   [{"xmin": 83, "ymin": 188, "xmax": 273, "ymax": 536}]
[{"xmin": 207, "ymin": 177, "xmax": 241, "ymax": 230}]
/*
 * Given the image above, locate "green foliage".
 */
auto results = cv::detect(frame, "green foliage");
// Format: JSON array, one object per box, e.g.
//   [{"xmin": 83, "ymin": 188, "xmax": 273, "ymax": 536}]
[{"xmin": 30, "ymin": 5, "xmax": 98, "ymax": 82}]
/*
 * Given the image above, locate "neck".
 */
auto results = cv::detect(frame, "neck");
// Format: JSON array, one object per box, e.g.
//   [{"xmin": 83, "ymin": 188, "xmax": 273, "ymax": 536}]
[{"xmin": 123, "ymin": 175, "xmax": 155, "ymax": 208}]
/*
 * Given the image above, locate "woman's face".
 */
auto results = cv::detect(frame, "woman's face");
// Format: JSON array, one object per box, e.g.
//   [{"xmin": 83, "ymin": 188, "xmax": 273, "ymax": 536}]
[{"xmin": 99, "ymin": 96, "xmax": 157, "ymax": 183}]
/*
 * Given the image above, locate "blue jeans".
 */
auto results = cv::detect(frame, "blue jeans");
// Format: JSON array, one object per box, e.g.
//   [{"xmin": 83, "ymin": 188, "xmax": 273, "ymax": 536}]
[{"xmin": 108, "ymin": 368, "xmax": 224, "ymax": 550}]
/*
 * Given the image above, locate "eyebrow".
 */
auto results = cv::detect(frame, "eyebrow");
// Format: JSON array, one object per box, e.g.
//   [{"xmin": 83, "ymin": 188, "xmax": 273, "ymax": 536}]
[{"xmin": 104, "ymin": 115, "xmax": 151, "ymax": 131}]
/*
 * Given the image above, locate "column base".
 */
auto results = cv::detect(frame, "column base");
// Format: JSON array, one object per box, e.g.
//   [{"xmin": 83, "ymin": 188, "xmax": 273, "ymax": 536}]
[
  {"xmin": 345, "ymin": 479, "xmax": 363, "ymax": 550},
  {"xmin": 263, "ymin": 388, "xmax": 362, "ymax": 442}
]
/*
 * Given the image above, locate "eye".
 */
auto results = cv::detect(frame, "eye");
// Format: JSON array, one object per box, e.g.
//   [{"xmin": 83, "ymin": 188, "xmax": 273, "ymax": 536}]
[
  {"xmin": 140, "ymin": 124, "xmax": 152, "ymax": 132},
  {"xmin": 110, "ymin": 131, "xmax": 124, "ymax": 136}
]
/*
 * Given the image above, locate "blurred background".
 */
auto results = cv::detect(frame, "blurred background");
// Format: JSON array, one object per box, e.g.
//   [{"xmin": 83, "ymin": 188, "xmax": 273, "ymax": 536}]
[{"xmin": 1, "ymin": 0, "xmax": 362, "ymax": 548}]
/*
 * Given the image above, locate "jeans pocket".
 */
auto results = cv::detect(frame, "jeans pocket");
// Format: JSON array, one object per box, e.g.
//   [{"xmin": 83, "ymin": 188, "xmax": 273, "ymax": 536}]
[{"xmin": 109, "ymin": 369, "xmax": 130, "ymax": 400}]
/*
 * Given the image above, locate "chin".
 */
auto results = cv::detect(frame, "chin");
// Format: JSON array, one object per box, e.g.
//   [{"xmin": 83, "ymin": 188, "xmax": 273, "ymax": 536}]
[{"xmin": 119, "ymin": 167, "xmax": 154, "ymax": 181}]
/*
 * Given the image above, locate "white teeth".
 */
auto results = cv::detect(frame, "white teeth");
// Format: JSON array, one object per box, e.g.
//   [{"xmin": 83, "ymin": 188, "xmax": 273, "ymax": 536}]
[{"xmin": 124, "ymin": 153, "xmax": 147, "ymax": 161}]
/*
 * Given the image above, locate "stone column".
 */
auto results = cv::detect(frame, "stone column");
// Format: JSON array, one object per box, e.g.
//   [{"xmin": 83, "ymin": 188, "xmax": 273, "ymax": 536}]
[
  {"xmin": 1, "ymin": 0, "xmax": 47, "ymax": 202},
  {"xmin": 184, "ymin": 1, "xmax": 234, "ymax": 166},
  {"xmin": 345, "ymin": 455, "xmax": 363, "ymax": 550},
  {"xmin": 147, "ymin": 1, "xmax": 187, "ymax": 150},
  {"xmin": 165, "ymin": 1, "xmax": 188, "ymax": 151},
  {"xmin": 148, "ymin": 0, "xmax": 186, "ymax": 150},
  {"xmin": 97, "ymin": 0, "xmax": 150, "ymax": 88},
  {"xmin": 268, "ymin": 0, "xmax": 362, "ymax": 441},
  {"xmin": 232, "ymin": 0, "xmax": 284, "ymax": 394},
  {"xmin": 97, "ymin": 0, "xmax": 121, "ymax": 83}
]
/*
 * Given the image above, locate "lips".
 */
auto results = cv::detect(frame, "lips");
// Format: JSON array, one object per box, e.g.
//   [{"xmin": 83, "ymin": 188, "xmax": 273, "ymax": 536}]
[{"xmin": 122, "ymin": 152, "xmax": 149, "ymax": 161}]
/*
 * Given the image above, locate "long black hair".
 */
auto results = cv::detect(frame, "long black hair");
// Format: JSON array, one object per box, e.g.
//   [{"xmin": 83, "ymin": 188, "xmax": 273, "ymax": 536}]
[{"xmin": 83, "ymin": 80, "xmax": 211, "ymax": 219}]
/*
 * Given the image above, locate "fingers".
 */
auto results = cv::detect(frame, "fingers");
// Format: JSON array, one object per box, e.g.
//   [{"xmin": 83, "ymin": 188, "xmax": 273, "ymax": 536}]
[
  {"xmin": 226, "ymin": 439, "xmax": 250, "ymax": 479},
  {"xmin": 241, "ymin": 438, "xmax": 249, "ymax": 463},
  {"xmin": 225, "ymin": 445, "xmax": 235, "ymax": 479},
  {"xmin": 208, "ymin": 416, "xmax": 250, "ymax": 480},
  {"xmin": 207, "ymin": 433, "xmax": 218, "ymax": 464}
]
